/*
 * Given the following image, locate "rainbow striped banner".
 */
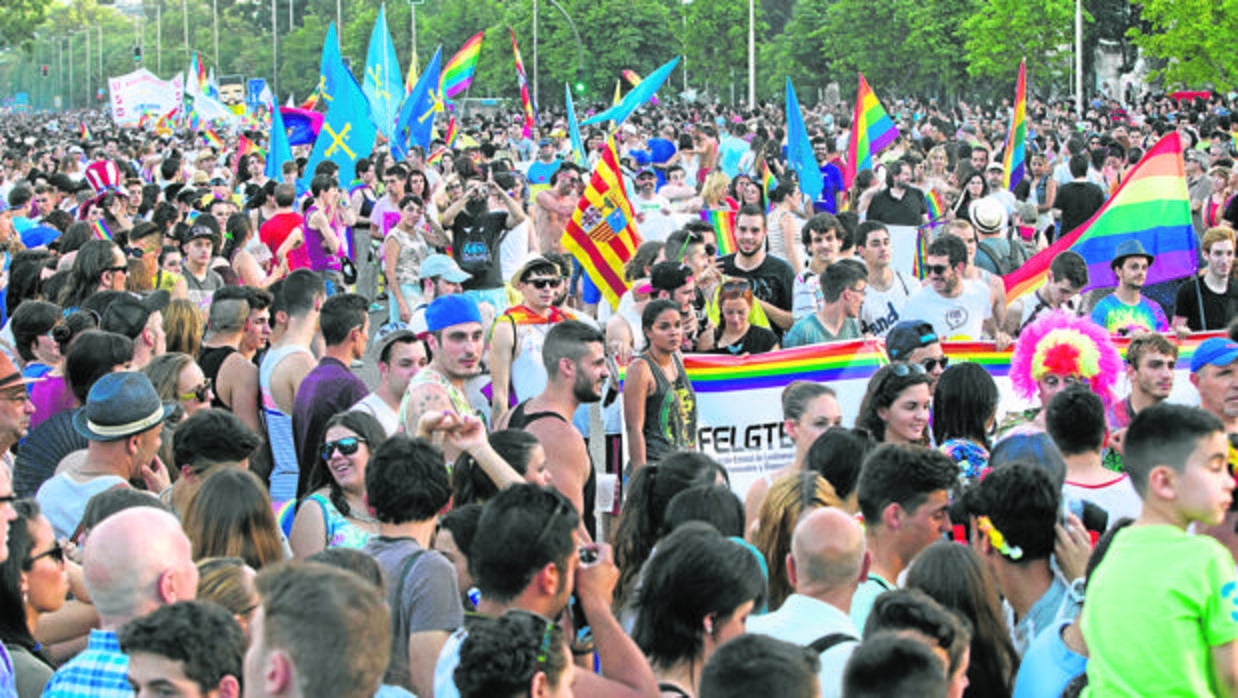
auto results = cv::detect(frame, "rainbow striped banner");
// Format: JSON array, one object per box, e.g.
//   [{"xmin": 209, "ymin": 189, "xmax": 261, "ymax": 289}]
[
  {"xmin": 444, "ymin": 116, "xmax": 458, "ymax": 148},
  {"xmin": 92, "ymin": 220, "xmax": 112, "ymax": 241},
  {"xmin": 441, "ymin": 31, "xmax": 484, "ymax": 99},
  {"xmin": 1002, "ymin": 60, "xmax": 1027, "ymax": 190},
  {"xmin": 511, "ymin": 29, "xmax": 537, "ymax": 138},
  {"xmin": 844, "ymin": 73, "xmax": 899, "ymax": 189},
  {"xmin": 700, "ymin": 209, "xmax": 738, "ymax": 257},
  {"xmin": 80, "ymin": 123, "xmax": 92, "ymax": 140},
  {"xmin": 926, "ymin": 189, "xmax": 947, "ymax": 223},
  {"xmin": 1003, "ymin": 132, "xmax": 1197, "ymax": 300},
  {"xmin": 761, "ymin": 161, "xmax": 777, "ymax": 212},
  {"xmin": 203, "ymin": 128, "xmax": 223, "ymax": 149}
]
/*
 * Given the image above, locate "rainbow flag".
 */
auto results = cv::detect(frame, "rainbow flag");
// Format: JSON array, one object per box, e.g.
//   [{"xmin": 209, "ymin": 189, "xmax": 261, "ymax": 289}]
[
  {"xmin": 91, "ymin": 220, "xmax": 112, "ymax": 241},
  {"xmin": 678, "ymin": 340, "xmax": 889, "ymax": 392},
  {"xmin": 925, "ymin": 189, "xmax": 947, "ymax": 223},
  {"xmin": 426, "ymin": 146, "xmax": 447, "ymax": 166},
  {"xmin": 1003, "ymin": 132, "xmax": 1197, "ymax": 300},
  {"xmin": 561, "ymin": 137, "xmax": 643, "ymax": 309},
  {"xmin": 80, "ymin": 123, "xmax": 92, "ymax": 140},
  {"xmin": 844, "ymin": 73, "xmax": 899, "ymax": 189},
  {"xmin": 911, "ymin": 228, "xmax": 931, "ymax": 280},
  {"xmin": 761, "ymin": 161, "xmax": 777, "ymax": 212},
  {"xmin": 441, "ymin": 31, "xmax": 484, "ymax": 99},
  {"xmin": 511, "ymin": 29, "xmax": 537, "ymax": 138},
  {"xmin": 1002, "ymin": 61, "xmax": 1027, "ymax": 190},
  {"xmin": 203, "ymin": 128, "xmax": 223, "ymax": 149},
  {"xmin": 700, "ymin": 209, "xmax": 738, "ymax": 257},
  {"xmin": 444, "ymin": 116, "xmax": 458, "ymax": 148},
  {"xmin": 621, "ymin": 69, "xmax": 659, "ymax": 106}
]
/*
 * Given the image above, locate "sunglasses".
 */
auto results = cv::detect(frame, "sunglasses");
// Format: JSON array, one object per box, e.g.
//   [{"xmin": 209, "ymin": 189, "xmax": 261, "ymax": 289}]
[
  {"xmin": 721, "ymin": 279, "xmax": 751, "ymax": 293},
  {"xmin": 890, "ymin": 362, "xmax": 928, "ymax": 377},
  {"xmin": 925, "ymin": 264, "xmax": 950, "ymax": 276},
  {"xmin": 178, "ymin": 378, "xmax": 212, "ymax": 403},
  {"xmin": 322, "ymin": 436, "xmax": 366, "ymax": 461},
  {"xmin": 104, "ymin": 265, "xmax": 129, "ymax": 274},
  {"xmin": 922, "ymin": 357, "xmax": 949, "ymax": 372},
  {"xmin": 23, "ymin": 541, "xmax": 65, "ymax": 570},
  {"xmin": 524, "ymin": 277, "xmax": 563, "ymax": 290}
]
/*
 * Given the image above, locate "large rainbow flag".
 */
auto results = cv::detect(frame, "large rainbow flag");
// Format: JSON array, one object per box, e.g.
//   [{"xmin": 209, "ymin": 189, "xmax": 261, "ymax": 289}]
[
  {"xmin": 1002, "ymin": 61, "xmax": 1027, "ymax": 190},
  {"xmin": 1002, "ymin": 132, "xmax": 1197, "ymax": 300},
  {"xmin": 700, "ymin": 209, "xmax": 738, "ymax": 257},
  {"xmin": 844, "ymin": 73, "xmax": 899, "ymax": 189},
  {"xmin": 561, "ymin": 138, "xmax": 643, "ymax": 308},
  {"xmin": 441, "ymin": 31, "xmax": 484, "ymax": 99}
]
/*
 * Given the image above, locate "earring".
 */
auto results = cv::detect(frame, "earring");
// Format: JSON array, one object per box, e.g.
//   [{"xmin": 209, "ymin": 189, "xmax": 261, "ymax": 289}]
[{"xmin": 703, "ymin": 617, "xmax": 714, "ymax": 636}]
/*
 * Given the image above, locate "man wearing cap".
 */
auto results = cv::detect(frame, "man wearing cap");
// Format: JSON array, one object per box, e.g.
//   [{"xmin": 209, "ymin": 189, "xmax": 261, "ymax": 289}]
[
  {"xmin": 352, "ymin": 327, "xmax": 429, "ymax": 436},
  {"xmin": 35, "ymin": 372, "xmax": 174, "ymax": 539},
  {"xmin": 1190, "ymin": 336, "xmax": 1238, "ymax": 550},
  {"xmin": 409, "ymin": 254, "xmax": 472, "ymax": 335},
  {"xmin": 983, "ymin": 162, "xmax": 1018, "ymax": 217},
  {"xmin": 1090, "ymin": 240, "xmax": 1168, "ymax": 335},
  {"xmin": 401, "ymin": 296, "xmax": 485, "ymax": 461},
  {"xmin": 648, "ymin": 261, "xmax": 705, "ymax": 352},
  {"xmin": 533, "ymin": 164, "xmax": 583, "ymax": 256},
  {"xmin": 198, "ymin": 288, "xmax": 263, "ymax": 436},
  {"xmin": 490, "ymin": 256, "xmax": 577, "ymax": 423},
  {"xmin": 1003, "ymin": 251, "xmax": 1088, "ymax": 336},
  {"xmin": 885, "ymin": 320, "xmax": 949, "ymax": 391},
  {"xmin": 99, "ymin": 289, "xmax": 169, "ymax": 370},
  {"xmin": 524, "ymin": 138, "xmax": 562, "ymax": 198},
  {"xmin": 292, "ymin": 293, "xmax": 371, "ymax": 499},
  {"xmin": 180, "ymin": 223, "xmax": 225, "ymax": 310},
  {"xmin": 631, "ymin": 167, "xmax": 675, "ymax": 242}
]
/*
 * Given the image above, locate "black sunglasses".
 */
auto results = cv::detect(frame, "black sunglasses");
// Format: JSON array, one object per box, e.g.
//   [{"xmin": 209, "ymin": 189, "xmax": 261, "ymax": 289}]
[
  {"xmin": 524, "ymin": 277, "xmax": 563, "ymax": 290},
  {"xmin": 23, "ymin": 541, "xmax": 65, "ymax": 570},
  {"xmin": 104, "ymin": 265, "xmax": 129, "ymax": 274},
  {"xmin": 890, "ymin": 362, "xmax": 928, "ymax": 377},
  {"xmin": 922, "ymin": 357, "xmax": 950, "ymax": 372},
  {"xmin": 321, "ymin": 436, "xmax": 366, "ymax": 461},
  {"xmin": 925, "ymin": 264, "xmax": 950, "ymax": 276}
]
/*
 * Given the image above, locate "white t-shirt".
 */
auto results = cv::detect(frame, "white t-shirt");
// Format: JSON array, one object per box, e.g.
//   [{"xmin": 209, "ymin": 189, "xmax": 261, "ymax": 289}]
[
  {"xmin": 350, "ymin": 393, "xmax": 400, "ymax": 437},
  {"xmin": 901, "ymin": 278, "xmax": 992, "ymax": 340},
  {"xmin": 632, "ymin": 195, "xmax": 675, "ymax": 242},
  {"xmin": 499, "ymin": 220, "xmax": 531, "ymax": 283},
  {"xmin": 861, "ymin": 270, "xmax": 916, "ymax": 338},
  {"xmin": 1063, "ymin": 475, "xmax": 1142, "ymax": 527}
]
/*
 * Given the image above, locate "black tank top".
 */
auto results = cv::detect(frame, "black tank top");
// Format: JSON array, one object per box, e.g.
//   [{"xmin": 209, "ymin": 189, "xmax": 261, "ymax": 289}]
[
  {"xmin": 198, "ymin": 345, "xmax": 238, "ymax": 410},
  {"xmin": 507, "ymin": 400, "xmax": 598, "ymax": 538}
]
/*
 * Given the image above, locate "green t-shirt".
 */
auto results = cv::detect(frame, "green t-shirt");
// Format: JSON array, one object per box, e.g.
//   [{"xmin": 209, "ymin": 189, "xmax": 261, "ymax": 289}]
[{"xmin": 1083, "ymin": 525, "xmax": 1238, "ymax": 697}]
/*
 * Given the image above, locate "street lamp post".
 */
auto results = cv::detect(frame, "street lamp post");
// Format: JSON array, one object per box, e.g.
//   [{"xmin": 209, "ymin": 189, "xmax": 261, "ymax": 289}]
[
  {"xmin": 213, "ymin": 0, "xmax": 220, "ymax": 69},
  {"xmin": 406, "ymin": 0, "xmax": 425, "ymax": 82},
  {"xmin": 68, "ymin": 34, "xmax": 74, "ymax": 110},
  {"xmin": 532, "ymin": 0, "xmax": 538, "ymax": 109},
  {"xmin": 182, "ymin": 0, "xmax": 190, "ymax": 65},
  {"xmin": 1075, "ymin": 0, "xmax": 1083, "ymax": 112},
  {"xmin": 747, "ymin": 0, "xmax": 755, "ymax": 105},
  {"xmin": 272, "ymin": 0, "xmax": 278, "ymax": 99}
]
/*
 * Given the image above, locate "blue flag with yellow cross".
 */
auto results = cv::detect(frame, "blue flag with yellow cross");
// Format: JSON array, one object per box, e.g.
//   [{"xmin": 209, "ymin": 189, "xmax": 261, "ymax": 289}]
[{"xmin": 301, "ymin": 23, "xmax": 378, "ymax": 190}]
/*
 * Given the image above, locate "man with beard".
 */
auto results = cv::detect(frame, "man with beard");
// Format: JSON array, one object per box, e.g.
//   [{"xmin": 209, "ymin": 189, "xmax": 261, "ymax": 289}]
[
  {"xmin": 1090, "ymin": 240, "xmax": 1168, "ymax": 335},
  {"xmin": 495, "ymin": 321, "xmax": 609, "ymax": 536},
  {"xmin": 441, "ymin": 173, "xmax": 526, "ymax": 311},
  {"xmin": 721, "ymin": 205, "xmax": 796, "ymax": 335},
  {"xmin": 630, "ymin": 167, "xmax": 675, "ymax": 242}
]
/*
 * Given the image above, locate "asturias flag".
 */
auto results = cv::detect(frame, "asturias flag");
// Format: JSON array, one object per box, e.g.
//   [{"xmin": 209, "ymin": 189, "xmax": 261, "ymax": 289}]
[
  {"xmin": 363, "ymin": 5, "xmax": 404, "ymax": 139},
  {"xmin": 300, "ymin": 27, "xmax": 378, "ymax": 191}
]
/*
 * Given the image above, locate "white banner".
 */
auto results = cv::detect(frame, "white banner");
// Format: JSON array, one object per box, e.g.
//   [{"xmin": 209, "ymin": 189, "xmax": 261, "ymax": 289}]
[{"xmin": 108, "ymin": 69, "xmax": 184, "ymax": 127}]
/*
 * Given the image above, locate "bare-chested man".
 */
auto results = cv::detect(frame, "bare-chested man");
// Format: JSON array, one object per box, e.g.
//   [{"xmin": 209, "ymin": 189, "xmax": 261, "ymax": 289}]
[{"xmin": 533, "ymin": 163, "xmax": 583, "ymax": 254}]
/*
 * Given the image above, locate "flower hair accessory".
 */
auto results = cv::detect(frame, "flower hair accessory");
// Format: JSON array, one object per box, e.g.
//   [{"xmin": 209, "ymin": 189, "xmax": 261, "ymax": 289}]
[{"xmin": 976, "ymin": 515, "xmax": 1023, "ymax": 561}]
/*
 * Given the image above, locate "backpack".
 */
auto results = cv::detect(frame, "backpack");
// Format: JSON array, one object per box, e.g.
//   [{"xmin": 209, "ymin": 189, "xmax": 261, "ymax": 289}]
[{"xmin": 976, "ymin": 233, "xmax": 1029, "ymax": 276}]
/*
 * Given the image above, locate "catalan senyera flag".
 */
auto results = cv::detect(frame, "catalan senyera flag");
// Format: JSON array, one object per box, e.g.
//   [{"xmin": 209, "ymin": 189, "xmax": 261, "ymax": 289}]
[
  {"xmin": 561, "ymin": 138, "xmax": 643, "ymax": 309},
  {"xmin": 1002, "ymin": 60, "xmax": 1027, "ymax": 190},
  {"xmin": 844, "ymin": 73, "xmax": 899, "ymax": 189},
  {"xmin": 1003, "ymin": 132, "xmax": 1197, "ymax": 300},
  {"xmin": 511, "ymin": 29, "xmax": 537, "ymax": 138},
  {"xmin": 441, "ymin": 31, "xmax": 484, "ymax": 99}
]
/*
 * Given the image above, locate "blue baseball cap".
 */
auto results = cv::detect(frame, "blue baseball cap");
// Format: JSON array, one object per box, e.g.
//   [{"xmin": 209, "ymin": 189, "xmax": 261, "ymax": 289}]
[
  {"xmin": 425, "ymin": 295, "xmax": 481, "ymax": 333},
  {"xmin": 1191, "ymin": 337, "xmax": 1238, "ymax": 373}
]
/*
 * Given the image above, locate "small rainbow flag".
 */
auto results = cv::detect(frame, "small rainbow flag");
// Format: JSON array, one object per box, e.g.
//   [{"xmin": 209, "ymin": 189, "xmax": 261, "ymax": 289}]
[
  {"xmin": 441, "ymin": 31, "xmax": 484, "ymax": 99},
  {"xmin": 925, "ymin": 189, "xmax": 947, "ymax": 223},
  {"xmin": 1003, "ymin": 132, "xmax": 1197, "ymax": 301},
  {"xmin": 80, "ymin": 123, "xmax": 92, "ymax": 140},
  {"xmin": 761, "ymin": 161, "xmax": 777, "ymax": 211},
  {"xmin": 844, "ymin": 73, "xmax": 899, "ymax": 189},
  {"xmin": 700, "ymin": 209, "xmax": 738, "ymax": 257},
  {"xmin": 444, "ymin": 116, "xmax": 458, "ymax": 148},
  {"xmin": 1002, "ymin": 60, "xmax": 1027, "ymax": 191},
  {"xmin": 91, "ymin": 220, "xmax": 112, "ymax": 241},
  {"xmin": 426, "ymin": 146, "xmax": 447, "ymax": 165},
  {"xmin": 203, "ymin": 128, "xmax": 223, "ymax": 150},
  {"xmin": 621, "ymin": 69, "xmax": 659, "ymax": 106},
  {"xmin": 911, "ymin": 228, "xmax": 931, "ymax": 279}
]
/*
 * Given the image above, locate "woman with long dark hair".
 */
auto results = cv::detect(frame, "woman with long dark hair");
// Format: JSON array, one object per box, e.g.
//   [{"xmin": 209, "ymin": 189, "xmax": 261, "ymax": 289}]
[
  {"xmin": 856, "ymin": 364, "xmax": 933, "ymax": 445},
  {"xmin": 0, "ymin": 500, "xmax": 71, "ymax": 697}
]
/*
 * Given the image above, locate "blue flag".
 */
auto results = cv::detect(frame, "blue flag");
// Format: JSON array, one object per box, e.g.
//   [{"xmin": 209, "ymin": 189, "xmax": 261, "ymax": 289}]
[
  {"xmin": 785, "ymin": 78, "xmax": 824, "ymax": 200},
  {"xmin": 363, "ymin": 5, "xmax": 403, "ymax": 139},
  {"xmin": 319, "ymin": 22, "xmax": 343, "ymax": 109},
  {"xmin": 581, "ymin": 57, "xmax": 678, "ymax": 126},
  {"xmin": 265, "ymin": 103, "xmax": 294, "ymax": 181},
  {"xmin": 391, "ymin": 47, "xmax": 442, "ymax": 159},
  {"xmin": 565, "ymin": 84, "xmax": 586, "ymax": 167},
  {"xmin": 300, "ymin": 30, "xmax": 377, "ymax": 191}
]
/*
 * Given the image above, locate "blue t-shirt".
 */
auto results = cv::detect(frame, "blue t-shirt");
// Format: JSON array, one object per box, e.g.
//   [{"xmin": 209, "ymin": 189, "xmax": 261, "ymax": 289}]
[
  {"xmin": 1013, "ymin": 619, "xmax": 1086, "ymax": 698},
  {"xmin": 525, "ymin": 158, "xmax": 561, "ymax": 195},
  {"xmin": 813, "ymin": 163, "xmax": 846, "ymax": 214}
]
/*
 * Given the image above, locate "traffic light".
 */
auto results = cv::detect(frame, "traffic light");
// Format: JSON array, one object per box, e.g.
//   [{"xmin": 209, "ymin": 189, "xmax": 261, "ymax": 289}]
[
  {"xmin": 40, "ymin": 65, "xmax": 48, "ymax": 77},
  {"xmin": 573, "ymin": 69, "xmax": 585, "ymax": 95},
  {"xmin": 133, "ymin": 45, "xmax": 142, "ymax": 62}
]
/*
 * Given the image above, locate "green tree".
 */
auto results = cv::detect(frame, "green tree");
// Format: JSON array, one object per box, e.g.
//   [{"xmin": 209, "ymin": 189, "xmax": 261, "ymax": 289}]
[
  {"xmin": 682, "ymin": 0, "xmax": 763, "ymax": 100},
  {"xmin": 0, "ymin": 0, "xmax": 54, "ymax": 51},
  {"xmin": 962, "ymin": 0, "xmax": 1080, "ymax": 90},
  {"xmin": 1128, "ymin": 0, "xmax": 1238, "ymax": 90}
]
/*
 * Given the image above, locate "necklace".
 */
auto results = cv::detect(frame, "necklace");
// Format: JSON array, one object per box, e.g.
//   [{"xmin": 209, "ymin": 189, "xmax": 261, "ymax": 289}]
[{"xmin": 348, "ymin": 509, "xmax": 379, "ymax": 525}]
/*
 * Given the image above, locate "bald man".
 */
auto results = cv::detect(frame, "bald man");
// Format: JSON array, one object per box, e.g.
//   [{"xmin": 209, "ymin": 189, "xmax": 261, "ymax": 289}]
[
  {"xmin": 43, "ymin": 506, "xmax": 199, "ymax": 697},
  {"xmin": 746, "ymin": 507, "xmax": 869, "ymax": 698}
]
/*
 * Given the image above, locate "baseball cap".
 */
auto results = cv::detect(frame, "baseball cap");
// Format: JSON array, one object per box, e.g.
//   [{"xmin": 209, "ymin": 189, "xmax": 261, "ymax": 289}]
[
  {"xmin": 885, "ymin": 320, "xmax": 939, "ymax": 361},
  {"xmin": 100, "ymin": 290, "xmax": 171, "ymax": 340},
  {"xmin": 1191, "ymin": 337, "xmax": 1238, "ymax": 373},
  {"xmin": 373, "ymin": 323, "xmax": 418, "ymax": 361},
  {"xmin": 425, "ymin": 295, "xmax": 482, "ymax": 332},
  {"xmin": 420, "ymin": 254, "xmax": 471, "ymax": 283}
]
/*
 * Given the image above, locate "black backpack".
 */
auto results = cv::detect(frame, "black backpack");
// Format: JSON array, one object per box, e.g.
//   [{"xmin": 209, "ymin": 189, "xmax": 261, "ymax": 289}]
[{"xmin": 976, "ymin": 233, "xmax": 1028, "ymax": 276}]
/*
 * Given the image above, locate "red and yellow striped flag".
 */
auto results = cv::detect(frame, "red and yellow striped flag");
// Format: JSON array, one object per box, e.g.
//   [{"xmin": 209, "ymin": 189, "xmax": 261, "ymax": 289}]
[{"xmin": 561, "ymin": 137, "xmax": 643, "ymax": 308}]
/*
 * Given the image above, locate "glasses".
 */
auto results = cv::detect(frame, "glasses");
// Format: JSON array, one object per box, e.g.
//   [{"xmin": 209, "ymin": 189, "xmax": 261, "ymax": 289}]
[
  {"xmin": 23, "ymin": 541, "xmax": 65, "ymax": 570},
  {"xmin": 321, "ymin": 436, "xmax": 366, "ymax": 461},
  {"xmin": 721, "ymin": 279, "xmax": 751, "ymax": 293},
  {"xmin": 890, "ymin": 362, "xmax": 928, "ymax": 377},
  {"xmin": 925, "ymin": 264, "xmax": 950, "ymax": 276},
  {"xmin": 922, "ymin": 357, "xmax": 950, "ymax": 372},
  {"xmin": 104, "ymin": 265, "xmax": 129, "ymax": 275},
  {"xmin": 178, "ymin": 379, "xmax": 212, "ymax": 403},
  {"xmin": 447, "ymin": 183, "xmax": 463, "ymax": 191},
  {"xmin": 524, "ymin": 277, "xmax": 563, "ymax": 290}
]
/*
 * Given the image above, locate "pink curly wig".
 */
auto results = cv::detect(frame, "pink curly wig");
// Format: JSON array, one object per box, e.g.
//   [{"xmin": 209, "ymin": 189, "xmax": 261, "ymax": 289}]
[{"xmin": 1010, "ymin": 311, "xmax": 1122, "ymax": 406}]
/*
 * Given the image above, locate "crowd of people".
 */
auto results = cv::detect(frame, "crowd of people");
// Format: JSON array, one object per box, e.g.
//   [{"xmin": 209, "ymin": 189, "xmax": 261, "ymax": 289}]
[{"xmin": 0, "ymin": 83, "xmax": 1233, "ymax": 697}]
